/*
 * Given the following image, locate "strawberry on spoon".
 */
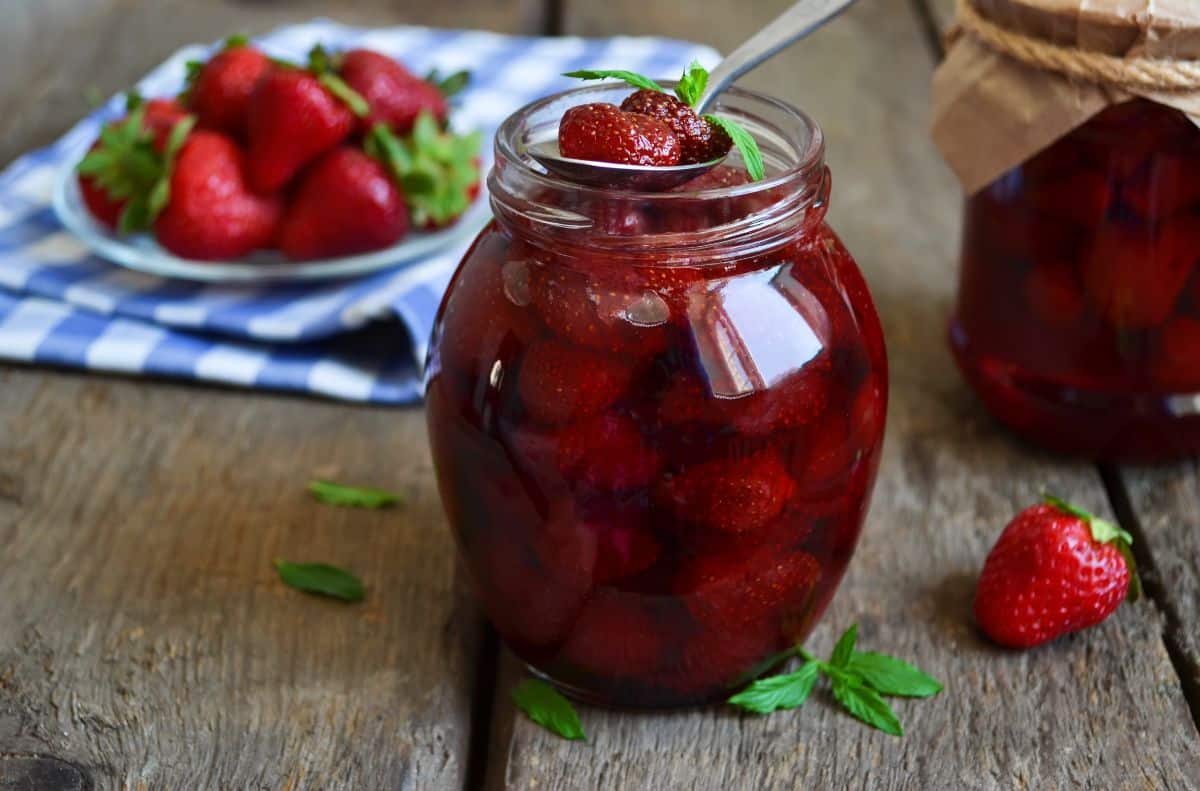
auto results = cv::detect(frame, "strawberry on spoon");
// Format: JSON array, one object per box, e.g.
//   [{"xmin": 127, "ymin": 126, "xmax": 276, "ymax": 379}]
[{"xmin": 974, "ymin": 495, "xmax": 1141, "ymax": 649}]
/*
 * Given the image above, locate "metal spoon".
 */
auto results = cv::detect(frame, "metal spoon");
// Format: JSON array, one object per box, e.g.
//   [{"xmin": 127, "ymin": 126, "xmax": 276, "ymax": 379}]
[{"xmin": 530, "ymin": 0, "xmax": 859, "ymax": 190}]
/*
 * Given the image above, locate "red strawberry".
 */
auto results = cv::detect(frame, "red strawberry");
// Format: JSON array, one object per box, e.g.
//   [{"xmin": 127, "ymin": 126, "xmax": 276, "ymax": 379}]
[
  {"xmin": 77, "ymin": 98, "xmax": 192, "ymax": 230},
  {"xmin": 1151, "ymin": 316, "xmax": 1200, "ymax": 389},
  {"xmin": 246, "ymin": 64, "xmax": 358, "ymax": 193},
  {"xmin": 657, "ymin": 449, "xmax": 795, "ymax": 534},
  {"xmin": 1120, "ymin": 152, "xmax": 1200, "ymax": 220},
  {"xmin": 620, "ymin": 89, "xmax": 731, "ymax": 164},
  {"xmin": 537, "ymin": 504, "xmax": 661, "ymax": 586},
  {"xmin": 1082, "ymin": 217, "xmax": 1200, "ymax": 329},
  {"xmin": 517, "ymin": 339, "xmax": 632, "ymax": 425},
  {"xmin": 558, "ymin": 412, "xmax": 662, "ymax": 491},
  {"xmin": 1025, "ymin": 259, "xmax": 1085, "ymax": 330},
  {"xmin": 277, "ymin": 146, "xmax": 408, "ymax": 261},
  {"xmin": 154, "ymin": 131, "xmax": 282, "ymax": 260},
  {"xmin": 974, "ymin": 497, "xmax": 1137, "ymax": 649},
  {"xmin": 558, "ymin": 103, "xmax": 681, "ymax": 167},
  {"xmin": 185, "ymin": 39, "xmax": 270, "ymax": 139},
  {"xmin": 528, "ymin": 263, "xmax": 670, "ymax": 357},
  {"xmin": 585, "ymin": 517, "xmax": 661, "ymax": 584},
  {"xmin": 1028, "ymin": 166, "xmax": 1113, "ymax": 228},
  {"xmin": 339, "ymin": 49, "xmax": 449, "ymax": 134},
  {"xmin": 559, "ymin": 589, "xmax": 664, "ymax": 677}
]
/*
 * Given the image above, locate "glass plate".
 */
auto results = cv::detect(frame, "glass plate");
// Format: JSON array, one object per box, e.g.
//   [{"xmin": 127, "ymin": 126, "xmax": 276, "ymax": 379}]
[{"xmin": 52, "ymin": 150, "xmax": 491, "ymax": 283}]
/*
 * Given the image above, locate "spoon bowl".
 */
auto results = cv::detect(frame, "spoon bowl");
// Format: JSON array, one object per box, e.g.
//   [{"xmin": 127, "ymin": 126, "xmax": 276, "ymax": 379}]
[{"xmin": 529, "ymin": 140, "xmax": 723, "ymax": 190}]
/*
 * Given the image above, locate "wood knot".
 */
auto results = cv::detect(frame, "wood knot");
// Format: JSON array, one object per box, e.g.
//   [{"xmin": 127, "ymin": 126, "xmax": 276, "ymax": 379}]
[{"xmin": 0, "ymin": 754, "xmax": 91, "ymax": 791}]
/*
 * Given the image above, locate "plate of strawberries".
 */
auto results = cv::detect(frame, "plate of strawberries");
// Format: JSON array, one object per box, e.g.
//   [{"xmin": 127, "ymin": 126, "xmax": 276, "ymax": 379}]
[{"xmin": 54, "ymin": 37, "xmax": 487, "ymax": 283}]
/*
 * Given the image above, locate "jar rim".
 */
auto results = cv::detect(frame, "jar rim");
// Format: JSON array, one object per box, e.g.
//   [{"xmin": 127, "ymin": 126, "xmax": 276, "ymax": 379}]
[{"xmin": 492, "ymin": 82, "xmax": 826, "ymax": 202}]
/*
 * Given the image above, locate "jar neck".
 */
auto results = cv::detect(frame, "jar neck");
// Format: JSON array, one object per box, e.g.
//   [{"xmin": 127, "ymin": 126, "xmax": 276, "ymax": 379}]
[{"xmin": 487, "ymin": 84, "xmax": 829, "ymax": 266}]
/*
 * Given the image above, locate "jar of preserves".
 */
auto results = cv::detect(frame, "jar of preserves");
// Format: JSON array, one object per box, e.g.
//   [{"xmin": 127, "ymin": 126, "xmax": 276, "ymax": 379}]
[
  {"xmin": 425, "ymin": 83, "xmax": 887, "ymax": 707},
  {"xmin": 933, "ymin": 0, "xmax": 1200, "ymax": 460}
]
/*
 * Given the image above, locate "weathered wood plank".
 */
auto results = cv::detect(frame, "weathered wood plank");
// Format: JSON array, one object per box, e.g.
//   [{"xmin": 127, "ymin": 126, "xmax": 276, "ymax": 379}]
[
  {"xmin": 0, "ymin": 2, "xmax": 542, "ymax": 788},
  {"xmin": 0, "ymin": 369, "xmax": 478, "ymax": 790},
  {"xmin": 484, "ymin": 1, "xmax": 1200, "ymax": 788},
  {"xmin": 0, "ymin": 0, "xmax": 545, "ymax": 165}
]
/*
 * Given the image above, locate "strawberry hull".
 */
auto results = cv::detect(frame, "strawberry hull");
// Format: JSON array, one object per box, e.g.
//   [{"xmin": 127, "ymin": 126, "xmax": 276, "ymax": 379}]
[{"xmin": 952, "ymin": 99, "xmax": 1200, "ymax": 461}]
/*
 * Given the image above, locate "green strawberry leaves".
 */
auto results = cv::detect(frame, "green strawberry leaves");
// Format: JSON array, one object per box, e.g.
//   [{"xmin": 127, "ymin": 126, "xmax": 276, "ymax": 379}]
[
  {"xmin": 1043, "ymin": 494, "xmax": 1141, "ymax": 602},
  {"xmin": 426, "ymin": 68, "xmax": 471, "ymax": 100},
  {"xmin": 76, "ymin": 99, "xmax": 196, "ymax": 234},
  {"xmin": 563, "ymin": 69, "xmax": 665, "ymax": 93},
  {"xmin": 367, "ymin": 116, "xmax": 482, "ymax": 229},
  {"xmin": 563, "ymin": 62, "xmax": 766, "ymax": 181},
  {"xmin": 308, "ymin": 44, "xmax": 370, "ymax": 118},
  {"xmin": 273, "ymin": 560, "xmax": 365, "ymax": 602},
  {"xmin": 307, "ymin": 479, "xmax": 402, "ymax": 509},
  {"xmin": 729, "ymin": 624, "xmax": 942, "ymax": 736},
  {"xmin": 512, "ymin": 679, "xmax": 586, "ymax": 741}
]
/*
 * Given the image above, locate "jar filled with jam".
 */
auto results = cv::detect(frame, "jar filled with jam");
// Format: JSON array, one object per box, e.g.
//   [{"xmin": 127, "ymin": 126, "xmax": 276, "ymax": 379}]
[
  {"xmin": 934, "ymin": 0, "xmax": 1200, "ymax": 460},
  {"xmin": 424, "ymin": 83, "xmax": 887, "ymax": 707}
]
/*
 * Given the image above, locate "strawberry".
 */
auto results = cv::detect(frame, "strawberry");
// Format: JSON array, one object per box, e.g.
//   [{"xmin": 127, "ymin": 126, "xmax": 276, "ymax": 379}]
[
  {"xmin": 339, "ymin": 49, "xmax": 460, "ymax": 134},
  {"xmin": 537, "ymin": 503, "xmax": 661, "ymax": 586},
  {"xmin": 974, "ymin": 496, "xmax": 1138, "ymax": 649},
  {"xmin": 558, "ymin": 103, "xmax": 681, "ymax": 167},
  {"xmin": 1025, "ymin": 259, "xmax": 1086, "ymax": 330},
  {"xmin": 366, "ymin": 119, "xmax": 482, "ymax": 230},
  {"xmin": 1119, "ymin": 152, "xmax": 1200, "ymax": 220},
  {"xmin": 527, "ymin": 262, "xmax": 671, "ymax": 358},
  {"xmin": 559, "ymin": 589, "xmax": 664, "ymax": 677},
  {"xmin": 620, "ymin": 89, "xmax": 731, "ymax": 164},
  {"xmin": 558, "ymin": 412, "xmax": 662, "ymax": 491},
  {"xmin": 246, "ymin": 49, "xmax": 366, "ymax": 193},
  {"xmin": 154, "ymin": 131, "xmax": 282, "ymax": 260},
  {"xmin": 1151, "ymin": 316, "xmax": 1200, "ymax": 389},
  {"xmin": 657, "ymin": 449, "xmax": 795, "ymax": 534},
  {"xmin": 1027, "ymin": 166, "xmax": 1113, "ymax": 228},
  {"xmin": 277, "ymin": 146, "xmax": 407, "ymax": 260},
  {"xmin": 184, "ymin": 36, "xmax": 270, "ymax": 139},
  {"xmin": 584, "ymin": 516, "xmax": 661, "ymax": 584},
  {"xmin": 671, "ymin": 164, "xmax": 752, "ymax": 192},
  {"xmin": 1081, "ymin": 217, "xmax": 1200, "ymax": 329},
  {"xmin": 517, "ymin": 339, "xmax": 632, "ymax": 425},
  {"xmin": 77, "ymin": 98, "xmax": 196, "ymax": 234}
]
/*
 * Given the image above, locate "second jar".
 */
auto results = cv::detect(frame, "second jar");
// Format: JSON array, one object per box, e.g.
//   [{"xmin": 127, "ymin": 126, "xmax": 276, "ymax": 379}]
[{"xmin": 425, "ymin": 85, "xmax": 888, "ymax": 707}]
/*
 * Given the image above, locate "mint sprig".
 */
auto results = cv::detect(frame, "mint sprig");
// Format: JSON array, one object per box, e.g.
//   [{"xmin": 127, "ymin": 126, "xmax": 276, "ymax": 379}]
[
  {"xmin": 728, "ymin": 624, "xmax": 942, "ymax": 737},
  {"xmin": 563, "ymin": 63, "xmax": 766, "ymax": 181},
  {"xmin": 1044, "ymin": 494, "xmax": 1141, "ymax": 602},
  {"xmin": 273, "ymin": 560, "xmax": 365, "ymax": 602},
  {"xmin": 308, "ymin": 479, "xmax": 402, "ymax": 509},
  {"xmin": 512, "ymin": 679, "xmax": 585, "ymax": 741}
]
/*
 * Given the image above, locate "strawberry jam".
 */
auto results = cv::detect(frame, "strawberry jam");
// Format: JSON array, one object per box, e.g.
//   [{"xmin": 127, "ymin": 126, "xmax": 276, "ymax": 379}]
[
  {"xmin": 425, "ymin": 85, "xmax": 887, "ymax": 707},
  {"xmin": 952, "ymin": 100, "xmax": 1200, "ymax": 461}
]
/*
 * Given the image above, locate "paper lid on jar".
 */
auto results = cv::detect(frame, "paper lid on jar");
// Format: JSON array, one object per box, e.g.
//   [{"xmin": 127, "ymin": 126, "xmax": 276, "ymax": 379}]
[{"xmin": 932, "ymin": 0, "xmax": 1200, "ymax": 194}]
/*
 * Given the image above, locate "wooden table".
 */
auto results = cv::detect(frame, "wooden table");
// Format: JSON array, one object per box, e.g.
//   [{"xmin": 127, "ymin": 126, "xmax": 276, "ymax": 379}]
[{"xmin": 1, "ymin": 1, "xmax": 1198, "ymax": 788}]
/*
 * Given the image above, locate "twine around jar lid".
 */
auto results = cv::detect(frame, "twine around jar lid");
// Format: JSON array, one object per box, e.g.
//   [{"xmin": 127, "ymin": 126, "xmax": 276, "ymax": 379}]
[{"xmin": 953, "ymin": 0, "xmax": 1200, "ymax": 92}]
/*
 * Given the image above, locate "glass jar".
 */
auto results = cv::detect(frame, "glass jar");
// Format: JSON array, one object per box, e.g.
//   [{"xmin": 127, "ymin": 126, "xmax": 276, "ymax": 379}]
[
  {"xmin": 951, "ymin": 99, "xmax": 1200, "ymax": 461},
  {"xmin": 424, "ymin": 84, "xmax": 888, "ymax": 708}
]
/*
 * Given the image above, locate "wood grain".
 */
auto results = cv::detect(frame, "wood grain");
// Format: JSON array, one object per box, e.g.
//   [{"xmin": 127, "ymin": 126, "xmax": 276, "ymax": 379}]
[
  {"xmin": 484, "ymin": 1, "xmax": 1200, "ymax": 788},
  {"xmin": 0, "ymin": 0, "xmax": 545, "ymax": 166},
  {"xmin": 0, "ymin": 2, "xmax": 540, "ymax": 789}
]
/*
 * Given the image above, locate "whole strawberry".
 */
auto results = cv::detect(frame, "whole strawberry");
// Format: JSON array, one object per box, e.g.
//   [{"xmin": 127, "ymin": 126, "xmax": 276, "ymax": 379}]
[
  {"xmin": 277, "ymin": 146, "xmax": 408, "ymax": 260},
  {"xmin": 155, "ymin": 131, "xmax": 282, "ymax": 260},
  {"xmin": 620, "ymin": 89, "xmax": 731, "ymax": 164},
  {"xmin": 974, "ymin": 496, "xmax": 1139, "ymax": 649},
  {"xmin": 339, "ymin": 49, "xmax": 462, "ymax": 134},
  {"xmin": 246, "ymin": 47, "xmax": 367, "ymax": 193},
  {"xmin": 559, "ymin": 103, "xmax": 681, "ymax": 167},
  {"xmin": 185, "ymin": 36, "xmax": 271, "ymax": 139}
]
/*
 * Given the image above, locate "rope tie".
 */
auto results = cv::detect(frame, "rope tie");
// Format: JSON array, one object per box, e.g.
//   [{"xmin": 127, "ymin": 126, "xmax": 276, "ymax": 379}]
[{"xmin": 955, "ymin": 0, "xmax": 1200, "ymax": 92}]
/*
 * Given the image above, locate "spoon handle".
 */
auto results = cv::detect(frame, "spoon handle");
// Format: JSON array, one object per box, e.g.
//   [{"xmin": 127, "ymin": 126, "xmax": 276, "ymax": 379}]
[{"xmin": 695, "ymin": 0, "xmax": 860, "ymax": 114}]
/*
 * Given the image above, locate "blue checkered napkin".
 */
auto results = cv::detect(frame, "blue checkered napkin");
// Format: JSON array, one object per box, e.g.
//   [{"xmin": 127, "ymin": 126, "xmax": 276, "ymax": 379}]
[{"xmin": 0, "ymin": 19, "xmax": 719, "ymax": 403}]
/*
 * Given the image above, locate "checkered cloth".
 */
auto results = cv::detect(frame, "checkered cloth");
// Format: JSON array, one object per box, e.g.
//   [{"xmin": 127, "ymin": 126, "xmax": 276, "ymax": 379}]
[{"xmin": 0, "ymin": 19, "xmax": 717, "ymax": 403}]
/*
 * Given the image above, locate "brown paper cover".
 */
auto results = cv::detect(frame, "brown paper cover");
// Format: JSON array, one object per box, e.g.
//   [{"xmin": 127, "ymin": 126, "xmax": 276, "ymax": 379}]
[{"xmin": 932, "ymin": 0, "xmax": 1200, "ymax": 194}]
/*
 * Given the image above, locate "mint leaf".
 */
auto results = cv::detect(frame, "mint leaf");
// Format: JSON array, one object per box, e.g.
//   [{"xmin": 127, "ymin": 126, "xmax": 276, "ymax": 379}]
[
  {"xmin": 512, "ymin": 679, "xmax": 585, "ymax": 741},
  {"xmin": 829, "ymin": 624, "xmax": 857, "ymax": 669},
  {"xmin": 674, "ymin": 61, "xmax": 708, "ymax": 108},
  {"xmin": 563, "ymin": 69, "xmax": 664, "ymax": 93},
  {"xmin": 308, "ymin": 479, "xmax": 401, "ymax": 509},
  {"xmin": 831, "ymin": 676, "xmax": 903, "ymax": 736},
  {"xmin": 273, "ymin": 560, "xmax": 365, "ymax": 602},
  {"xmin": 729, "ymin": 661, "xmax": 819, "ymax": 714},
  {"xmin": 847, "ymin": 652, "xmax": 942, "ymax": 698},
  {"xmin": 703, "ymin": 114, "xmax": 765, "ymax": 181}
]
